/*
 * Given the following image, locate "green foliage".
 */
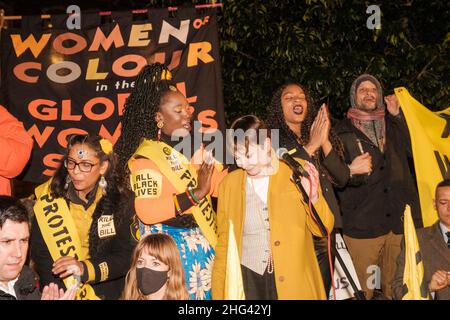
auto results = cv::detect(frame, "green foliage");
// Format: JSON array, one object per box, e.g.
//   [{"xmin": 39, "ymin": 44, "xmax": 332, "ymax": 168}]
[{"xmin": 148, "ymin": 0, "xmax": 449, "ymax": 123}]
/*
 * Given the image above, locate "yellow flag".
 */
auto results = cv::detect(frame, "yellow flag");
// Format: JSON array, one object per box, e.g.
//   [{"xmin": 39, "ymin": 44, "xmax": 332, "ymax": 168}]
[
  {"xmin": 395, "ymin": 87, "xmax": 450, "ymax": 227},
  {"xmin": 224, "ymin": 221, "xmax": 245, "ymax": 300},
  {"xmin": 402, "ymin": 205, "xmax": 430, "ymax": 300}
]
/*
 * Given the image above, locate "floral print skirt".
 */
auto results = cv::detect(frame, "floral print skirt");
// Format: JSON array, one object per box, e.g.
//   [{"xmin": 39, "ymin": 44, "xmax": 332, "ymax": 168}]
[{"xmin": 140, "ymin": 222, "xmax": 215, "ymax": 300}]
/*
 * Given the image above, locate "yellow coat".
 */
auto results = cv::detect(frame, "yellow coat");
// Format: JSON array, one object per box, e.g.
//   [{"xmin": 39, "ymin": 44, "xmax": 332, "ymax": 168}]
[{"xmin": 212, "ymin": 160, "xmax": 334, "ymax": 300}]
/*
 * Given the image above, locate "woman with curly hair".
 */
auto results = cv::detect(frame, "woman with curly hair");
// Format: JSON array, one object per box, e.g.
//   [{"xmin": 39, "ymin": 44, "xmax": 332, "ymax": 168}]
[
  {"xmin": 266, "ymin": 83, "xmax": 372, "ymax": 296},
  {"xmin": 115, "ymin": 63, "xmax": 227, "ymax": 300},
  {"xmin": 30, "ymin": 134, "xmax": 138, "ymax": 300},
  {"xmin": 122, "ymin": 233, "xmax": 188, "ymax": 300}
]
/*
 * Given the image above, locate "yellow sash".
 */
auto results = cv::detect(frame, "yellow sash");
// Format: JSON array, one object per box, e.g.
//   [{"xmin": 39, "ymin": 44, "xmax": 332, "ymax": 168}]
[
  {"xmin": 34, "ymin": 180, "xmax": 100, "ymax": 300},
  {"xmin": 130, "ymin": 139, "xmax": 218, "ymax": 248}
]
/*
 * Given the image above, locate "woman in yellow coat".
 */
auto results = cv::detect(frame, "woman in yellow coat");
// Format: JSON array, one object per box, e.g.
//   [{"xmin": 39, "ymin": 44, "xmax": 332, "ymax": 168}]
[{"xmin": 212, "ymin": 115, "xmax": 334, "ymax": 300}]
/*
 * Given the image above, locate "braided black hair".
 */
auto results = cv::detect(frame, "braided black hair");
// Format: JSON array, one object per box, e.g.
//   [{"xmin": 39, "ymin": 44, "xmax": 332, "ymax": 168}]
[
  {"xmin": 115, "ymin": 63, "xmax": 173, "ymax": 172},
  {"xmin": 265, "ymin": 83, "xmax": 345, "ymax": 185}
]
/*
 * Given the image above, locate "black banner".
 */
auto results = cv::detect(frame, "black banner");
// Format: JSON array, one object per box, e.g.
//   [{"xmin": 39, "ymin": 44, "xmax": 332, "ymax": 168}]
[{"xmin": 0, "ymin": 8, "xmax": 224, "ymax": 183}]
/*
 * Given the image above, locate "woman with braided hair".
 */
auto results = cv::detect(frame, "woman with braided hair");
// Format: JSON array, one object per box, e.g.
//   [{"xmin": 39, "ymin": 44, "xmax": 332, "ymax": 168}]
[
  {"xmin": 266, "ymin": 83, "xmax": 372, "ymax": 296},
  {"xmin": 115, "ymin": 63, "xmax": 226, "ymax": 300}
]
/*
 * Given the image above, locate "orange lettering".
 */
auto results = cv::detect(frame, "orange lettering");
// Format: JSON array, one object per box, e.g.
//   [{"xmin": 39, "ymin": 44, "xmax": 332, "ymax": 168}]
[
  {"xmin": 176, "ymin": 82, "xmax": 197, "ymax": 103},
  {"xmin": 10, "ymin": 34, "xmax": 51, "ymax": 58},
  {"xmin": 187, "ymin": 42, "xmax": 214, "ymax": 67},
  {"xmin": 13, "ymin": 62, "xmax": 41, "ymax": 83},
  {"xmin": 117, "ymin": 93, "xmax": 130, "ymax": 116},
  {"xmin": 43, "ymin": 153, "xmax": 63, "ymax": 177},
  {"xmin": 61, "ymin": 100, "xmax": 82, "ymax": 121},
  {"xmin": 99, "ymin": 123, "xmax": 122, "ymax": 145},
  {"xmin": 89, "ymin": 24, "xmax": 124, "ymax": 52},
  {"xmin": 112, "ymin": 54, "xmax": 147, "ymax": 77},
  {"xmin": 57, "ymin": 128, "xmax": 88, "ymax": 148},
  {"xmin": 84, "ymin": 97, "xmax": 115, "ymax": 121},
  {"xmin": 28, "ymin": 99, "xmax": 58, "ymax": 121},
  {"xmin": 198, "ymin": 109, "xmax": 218, "ymax": 134},
  {"xmin": 27, "ymin": 125, "xmax": 54, "ymax": 148},
  {"xmin": 53, "ymin": 32, "xmax": 87, "ymax": 55}
]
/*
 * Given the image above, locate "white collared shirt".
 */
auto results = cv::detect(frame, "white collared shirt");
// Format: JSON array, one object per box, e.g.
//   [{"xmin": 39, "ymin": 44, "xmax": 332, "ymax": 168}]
[
  {"xmin": 439, "ymin": 222, "xmax": 450, "ymax": 244},
  {"xmin": 0, "ymin": 277, "xmax": 19, "ymax": 299}
]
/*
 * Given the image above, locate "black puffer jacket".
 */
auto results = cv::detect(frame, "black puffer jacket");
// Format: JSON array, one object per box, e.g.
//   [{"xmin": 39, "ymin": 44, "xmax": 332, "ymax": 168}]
[
  {"xmin": 30, "ymin": 188, "xmax": 138, "ymax": 300},
  {"xmin": 0, "ymin": 266, "xmax": 40, "ymax": 300}
]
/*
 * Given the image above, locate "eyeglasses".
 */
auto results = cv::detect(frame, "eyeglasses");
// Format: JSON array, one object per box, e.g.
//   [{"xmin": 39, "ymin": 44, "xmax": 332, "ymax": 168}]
[{"xmin": 64, "ymin": 159, "xmax": 98, "ymax": 173}]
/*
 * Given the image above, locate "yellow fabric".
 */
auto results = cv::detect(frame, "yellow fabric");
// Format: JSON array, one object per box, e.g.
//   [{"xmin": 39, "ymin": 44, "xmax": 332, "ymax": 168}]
[
  {"xmin": 224, "ymin": 221, "xmax": 245, "ymax": 300},
  {"xmin": 395, "ymin": 87, "xmax": 450, "ymax": 227},
  {"xmin": 402, "ymin": 205, "xmax": 430, "ymax": 300},
  {"xmin": 212, "ymin": 160, "xmax": 334, "ymax": 300},
  {"xmin": 131, "ymin": 139, "xmax": 219, "ymax": 248},
  {"xmin": 99, "ymin": 138, "xmax": 113, "ymax": 154},
  {"xmin": 34, "ymin": 180, "xmax": 100, "ymax": 300},
  {"xmin": 83, "ymin": 260, "xmax": 96, "ymax": 283}
]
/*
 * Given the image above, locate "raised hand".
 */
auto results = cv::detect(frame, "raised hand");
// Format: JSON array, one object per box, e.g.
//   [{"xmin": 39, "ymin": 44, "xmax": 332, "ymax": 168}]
[
  {"xmin": 305, "ymin": 104, "xmax": 331, "ymax": 156},
  {"xmin": 320, "ymin": 104, "xmax": 333, "ymax": 155},
  {"xmin": 193, "ymin": 150, "xmax": 214, "ymax": 200},
  {"xmin": 349, "ymin": 152, "xmax": 372, "ymax": 176},
  {"xmin": 41, "ymin": 283, "xmax": 77, "ymax": 300},
  {"xmin": 300, "ymin": 161, "xmax": 320, "ymax": 203},
  {"xmin": 385, "ymin": 94, "xmax": 400, "ymax": 116},
  {"xmin": 52, "ymin": 256, "xmax": 83, "ymax": 279},
  {"xmin": 428, "ymin": 270, "xmax": 450, "ymax": 292},
  {"xmin": 304, "ymin": 107, "xmax": 324, "ymax": 156}
]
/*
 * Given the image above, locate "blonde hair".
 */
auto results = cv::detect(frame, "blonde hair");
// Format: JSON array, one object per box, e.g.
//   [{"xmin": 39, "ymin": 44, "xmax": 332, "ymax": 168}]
[{"xmin": 121, "ymin": 233, "xmax": 189, "ymax": 300}]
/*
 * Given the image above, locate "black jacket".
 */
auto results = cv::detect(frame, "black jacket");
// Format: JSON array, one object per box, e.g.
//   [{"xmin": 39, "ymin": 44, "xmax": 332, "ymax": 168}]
[
  {"xmin": 30, "ymin": 188, "xmax": 138, "ymax": 300},
  {"xmin": 334, "ymin": 113, "xmax": 421, "ymax": 238},
  {"xmin": 0, "ymin": 266, "xmax": 41, "ymax": 300}
]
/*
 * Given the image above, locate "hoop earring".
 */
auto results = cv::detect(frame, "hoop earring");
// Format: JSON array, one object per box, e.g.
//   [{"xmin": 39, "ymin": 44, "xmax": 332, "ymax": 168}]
[
  {"xmin": 64, "ymin": 175, "xmax": 71, "ymax": 190},
  {"xmin": 99, "ymin": 175, "xmax": 107, "ymax": 195},
  {"xmin": 157, "ymin": 121, "xmax": 164, "ymax": 141}
]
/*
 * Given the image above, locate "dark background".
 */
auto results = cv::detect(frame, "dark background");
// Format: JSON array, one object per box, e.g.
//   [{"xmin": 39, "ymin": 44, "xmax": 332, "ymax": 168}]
[{"xmin": 1, "ymin": 0, "xmax": 448, "ymax": 123}]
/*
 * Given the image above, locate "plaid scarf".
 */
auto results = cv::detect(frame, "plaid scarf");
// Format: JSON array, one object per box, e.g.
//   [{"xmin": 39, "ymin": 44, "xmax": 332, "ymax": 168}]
[{"xmin": 347, "ymin": 106, "xmax": 386, "ymax": 152}]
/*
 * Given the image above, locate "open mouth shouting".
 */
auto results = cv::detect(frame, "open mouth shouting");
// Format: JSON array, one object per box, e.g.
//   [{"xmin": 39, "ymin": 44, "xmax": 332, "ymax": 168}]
[{"xmin": 293, "ymin": 104, "xmax": 304, "ymax": 115}]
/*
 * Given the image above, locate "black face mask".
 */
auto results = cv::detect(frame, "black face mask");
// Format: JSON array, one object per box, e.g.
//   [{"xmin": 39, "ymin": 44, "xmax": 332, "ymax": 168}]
[{"xmin": 136, "ymin": 267, "xmax": 169, "ymax": 296}]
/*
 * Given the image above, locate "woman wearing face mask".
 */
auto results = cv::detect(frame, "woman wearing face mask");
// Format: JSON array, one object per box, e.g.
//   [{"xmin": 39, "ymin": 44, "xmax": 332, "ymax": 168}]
[
  {"xmin": 115, "ymin": 63, "xmax": 227, "ymax": 300},
  {"xmin": 122, "ymin": 233, "xmax": 188, "ymax": 300},
  {"xmin": 30, "ymin": 134, "xmax": 138, "ymax": 300},
  {"xmin": 212, "ymin": 115, "xmax": 334, "ymax": 300}
]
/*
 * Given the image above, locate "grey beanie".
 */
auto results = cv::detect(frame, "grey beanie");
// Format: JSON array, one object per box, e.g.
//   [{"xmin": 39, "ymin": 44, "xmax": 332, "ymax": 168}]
[{"xmin": 349, "ymin": 74, "xmax": 384, "ymax": 109}]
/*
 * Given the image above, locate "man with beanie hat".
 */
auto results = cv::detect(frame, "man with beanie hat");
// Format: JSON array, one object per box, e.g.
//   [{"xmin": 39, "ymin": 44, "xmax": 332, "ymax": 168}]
[{"xmin": 334, "ymin": 74, "xmax": 420, "ymax": 299}]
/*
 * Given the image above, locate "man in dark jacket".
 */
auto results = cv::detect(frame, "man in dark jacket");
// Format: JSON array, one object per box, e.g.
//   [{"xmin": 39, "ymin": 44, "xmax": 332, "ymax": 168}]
[
  {"xmin": 0, "ymin": 195, "xmax": 74, "ymax": 300},
  {"xmin": 393, "ymin": 180, "xmax": 450, "ymax": 300},
  {"xmin": 335, "ymin": 74, "xmax": 420, "ymax": 299}
]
